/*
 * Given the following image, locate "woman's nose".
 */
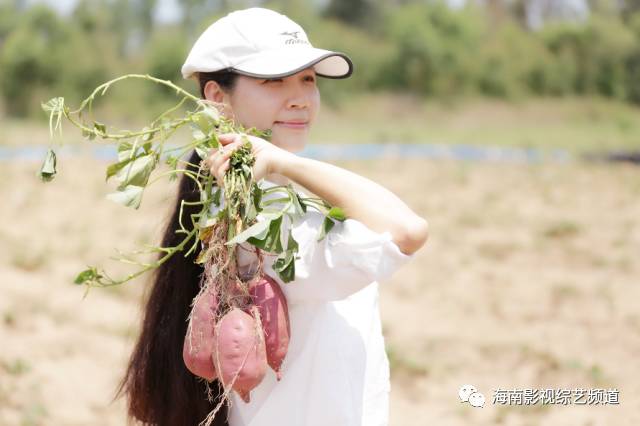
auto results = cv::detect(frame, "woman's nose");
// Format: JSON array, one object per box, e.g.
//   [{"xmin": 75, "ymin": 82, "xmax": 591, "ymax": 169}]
[
  {"xmin": 286, "ymin": 84, "xmax": 311, "ymax": 109},
  {"xmin": 287, "ymin": 95, "xmax": 309, "ymax": 109}
]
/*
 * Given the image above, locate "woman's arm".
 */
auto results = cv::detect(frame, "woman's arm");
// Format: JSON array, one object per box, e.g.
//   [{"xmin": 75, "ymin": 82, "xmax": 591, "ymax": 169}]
[
  {"xmin": 207, "ymin": 134, "xmax": 429, "ymax": 256},
  {"xmin": 273, "ymin": 153, "xmax": 428, "ymax": 256}
]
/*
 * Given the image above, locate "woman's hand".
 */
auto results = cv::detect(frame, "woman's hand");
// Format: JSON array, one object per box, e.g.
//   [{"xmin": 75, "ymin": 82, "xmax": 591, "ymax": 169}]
[{"xmin": 204, "ymin": 133, "xmax": 292, "ymax": 184}]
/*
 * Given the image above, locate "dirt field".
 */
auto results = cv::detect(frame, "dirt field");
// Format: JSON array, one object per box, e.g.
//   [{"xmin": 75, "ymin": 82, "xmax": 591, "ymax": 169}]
[{"xmin": 1, "ymin": 155, "xmax": 638, "ymax": 425}]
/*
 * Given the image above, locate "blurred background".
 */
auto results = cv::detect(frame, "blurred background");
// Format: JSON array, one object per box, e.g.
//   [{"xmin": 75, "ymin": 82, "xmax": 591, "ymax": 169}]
[{"xmin": 0, "ymin": 0, "xmax": 639, "ymax": 425}]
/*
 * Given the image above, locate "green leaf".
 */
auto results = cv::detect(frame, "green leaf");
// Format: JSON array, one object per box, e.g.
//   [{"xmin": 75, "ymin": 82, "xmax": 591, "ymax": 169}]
[
  {"xmin": 213, "ymin": 186, "xmax": 221, "ymax": 207},
  {"xmin": 246, "ymin": 185, "xmax": 263, "ymax": 222},
  {"xmin": 94, "ymin": 121, "xmax": 107, "ymax": 136},
  {"xmin": 245, "ymin": 199, "xmax": 257, "ymax": 223},
  {"xmin": 192, "ymin": 108, "xmax": 220, "ymax": 134},
  {"xmin": 161, "ymin": 119, "xmax": 172, "ymax": 131},
  {"xmin": 248, "ymin": 215, "xmax": 283, "ymax": 253},
  {"xmin": 38, "ymin": 149, "xmax": 57, "ymax": 182},
  {"xmin": 41, "ymin": 97, "xmax": 63, "ymax": 113},
  {"xmin": 106, "ymin": 185, "xmax": 144, "ymax": 209},
  {"xmin": 198, "ymin": 215, "xmax": 218, "ymax": 230},
  {"xmin": 191, "ymin": 127, "xmax": 206, "ymax": 141},
  {"xmin": 286, "ymin": 229, "xmax": 299, "ymax": 252},
  {"xmin": 82, "ymin": 128, "xmax": 96, "ymax": 140},
  {"xmin": 253, "ymin": 185, "xmax": 263, "ymax": 208},
  {"xmin": 273, "ymin": 250, "xmax": 295, "ymax": 283},
  {"xmin": 247, "ymin": 127, "xmax": 272, "ymax": 141},
  {"xmin": 226, "ymin": 219, "xmax": 271, "ymax": 246},
  {"xmin": 317, "ymin": 216, "xmax": 336, "ymax": 242},
  {"xmin": 265, "ymin": 216, "xmax": 284, "ymax": 253},
  {"xmin": 113, "ymin": 154, "xmax": 156, "ymax": 188},
  {"xmin": 74, "ymin": 267, "xmax": 101, "ymax": 285},
  {"xmin": 328, "ymin": 206, "xmax": 347, "ymax": 221},
  {"xmin": 202, "ymin": 106, "xmax": 220, "ymax": 124},
  {"xmin": 106, "ymin": 161, "xmax": 124, "ymax": 181},
  {"xmin": 316, "ymin": 205, "xmax": 346, "ymax": 241},
  {"xmin": 116, "ymin": 140, "xmax": 136, "ymax": 162},
  {"xmin": 294, "ymin": 191, "xmax": 307, "ymax": 214},
  {"xmin": 142, "ymin": 127, "xmax": 155, "ymax": 142},
  {"xmin": 209, "ymin": 131, "xmax": 220, "ymax": 148},
  {"xmin": 273, "ymin": 231, "xmax": 298, "ymax": 282},
  {"xmin": 195, "ymin": 144, "xmax": 210, "ymax": 161},
  {"xmin": 262, "ymin": 128, "xmax": 273, "ymax": 141},
  {"xmin": 165, "ymin": 155, "xmax": 178, "ymax": 168}
]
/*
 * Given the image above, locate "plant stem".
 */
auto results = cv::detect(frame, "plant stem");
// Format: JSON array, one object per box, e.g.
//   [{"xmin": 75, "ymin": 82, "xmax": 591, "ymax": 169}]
[
  {"xmin": 97, "ymin": 227, "xmax": 198, "ymax": 287},
  {"xmin": 74, "ymin": 74, "xmax": 200, "ymax": 115}
]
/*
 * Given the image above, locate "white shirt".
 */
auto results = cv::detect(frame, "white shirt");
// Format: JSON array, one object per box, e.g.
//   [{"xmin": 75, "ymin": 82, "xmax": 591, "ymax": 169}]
[{"xmin": 212, "ymin": 179, "xmax": 414, "ymax": 426}]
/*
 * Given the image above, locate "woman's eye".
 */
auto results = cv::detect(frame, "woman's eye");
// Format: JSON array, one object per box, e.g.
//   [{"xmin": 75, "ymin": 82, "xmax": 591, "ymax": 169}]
[
  {"xmin": 264, "ymin": 78, "xmax": 283, "ymax": 84},
  {"xmin": 304, "ymin": 75, "xmax": 316, "ymax": 83}
]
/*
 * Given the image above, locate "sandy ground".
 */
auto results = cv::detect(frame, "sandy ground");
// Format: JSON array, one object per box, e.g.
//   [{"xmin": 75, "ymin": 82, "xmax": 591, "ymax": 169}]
[{"xmin": 1, "ymin": 154, "xmax": 639, "ymax": 425}]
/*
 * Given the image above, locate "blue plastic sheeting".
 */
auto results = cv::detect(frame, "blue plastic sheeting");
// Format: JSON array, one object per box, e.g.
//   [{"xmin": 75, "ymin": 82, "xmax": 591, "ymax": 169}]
[{"xmin": 0, "ymin": 143, "xmax": 572, "ymax": 164}]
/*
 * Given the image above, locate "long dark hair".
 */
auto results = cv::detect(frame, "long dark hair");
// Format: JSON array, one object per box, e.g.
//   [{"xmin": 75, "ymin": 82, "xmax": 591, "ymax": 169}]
[{"xmin": 118, "ymin": 71, "xmax": 238, "ymax": 425}]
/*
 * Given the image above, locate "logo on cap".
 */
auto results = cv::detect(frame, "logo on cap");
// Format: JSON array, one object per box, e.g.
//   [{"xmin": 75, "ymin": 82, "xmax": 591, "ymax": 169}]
[{"xmin": 280, "ymin": 31, "xmax": 309, "ymax": 46}]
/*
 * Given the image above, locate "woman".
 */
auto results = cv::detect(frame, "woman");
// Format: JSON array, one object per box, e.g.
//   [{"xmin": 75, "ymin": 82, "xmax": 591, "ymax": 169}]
[{"xmin": 118, "ymin": 8, "xmax": 428, "ymax": 426}]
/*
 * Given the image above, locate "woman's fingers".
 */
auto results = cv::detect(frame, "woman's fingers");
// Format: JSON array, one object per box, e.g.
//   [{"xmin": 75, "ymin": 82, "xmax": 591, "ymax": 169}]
[
  {"xmin": 218, "ymin": 133, "xmax": 240, "ymax": 146},
  {"xmin": 204, "ymin": 133, "xmax": 275, "ymax": 183},
  {"xmin": 209, "ymin": 155, "xmax": 230, "ymax": 184},
  {"xmin": 205, "ymin": 137, "xmax": 243, "ymax": 183},
  {"xmin": 206, "ymin": 141, "xmax": 239, "ymax": 167},
  {"xmin": 217, "ymin": 159, "xmax": 230, "ymax": 181},
  {"xmin": 211, "ymin": 153, "xmax": 230, "ymax": 183}
]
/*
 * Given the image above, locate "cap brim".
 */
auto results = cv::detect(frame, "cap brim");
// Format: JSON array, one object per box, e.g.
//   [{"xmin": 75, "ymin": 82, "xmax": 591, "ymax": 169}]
[{"xmin": 230, "ymin": 48, "xmax": 353, "ymax": 79}]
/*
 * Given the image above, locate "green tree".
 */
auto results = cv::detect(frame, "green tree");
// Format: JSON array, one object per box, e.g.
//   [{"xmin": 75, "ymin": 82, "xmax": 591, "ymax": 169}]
[
  {"xmin": 145, "ymin": 28, "xmax": 189, "ymax": 86},
  {"xmin": 178, "ymin": 0, "xmax": 230, "ymax": 35},
  {"xmin": 0, "ymin": 3, "xmax": 18, "ymax": 43},
  {"xmin": 621, "ymin": 0, "xmax": 640, "ymax": 20},
  {"xmin": 475, "ymin": 22, "xmax": 546, "ymax": 97},
  {"xmin": 132, "ymin": 0, "xmax": 158, "ymax": 40},
  {"xmin": 380, "ymin": 2, "xmax": 483, "ymax": 97},
  {"xmin": 542, "ymin": 16, "xmax": 635, "ymax": 98},
  {"xmin": 323, "ymin": 0, "xmax": 380, "ymax": 27},
  {"xmin": 0, "ymin": 5, "xmax": 115, "ymax": 116},
  {"xmin": 0, "ymin": 6, "xmax": 66, "ymax": 116},
  {"xmin": 73, "ymin": 0, "xmax": 112, "ymax": 33},
  {"xmin": 623, "ymin": 11, "xmax": 640, "ymax": 103}
]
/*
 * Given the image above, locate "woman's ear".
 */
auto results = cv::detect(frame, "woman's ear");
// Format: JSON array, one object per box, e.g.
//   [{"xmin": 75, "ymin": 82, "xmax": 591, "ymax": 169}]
[
  {"xmin": 203, "ymin": 80, "xmax": 233, "ymax": 119},
  {"xmin": 203, "ymin": 80, "xmax": 226, "ymax": 103}
]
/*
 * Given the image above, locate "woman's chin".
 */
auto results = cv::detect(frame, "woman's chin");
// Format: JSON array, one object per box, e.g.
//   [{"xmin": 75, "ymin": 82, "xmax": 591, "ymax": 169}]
[{"xmin": 270, "ymin": 130, "xmax": 307, "ymax": 153}]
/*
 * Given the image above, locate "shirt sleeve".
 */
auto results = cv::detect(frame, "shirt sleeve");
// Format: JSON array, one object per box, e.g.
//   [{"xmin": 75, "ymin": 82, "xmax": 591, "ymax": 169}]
[{"xmin": 281, "ymin": 211, "xmax": 415, "ymax": 304}]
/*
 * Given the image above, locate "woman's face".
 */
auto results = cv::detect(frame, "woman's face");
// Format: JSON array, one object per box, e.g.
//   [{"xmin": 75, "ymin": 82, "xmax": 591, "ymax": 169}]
[{"xmin": 216, "ymin": 68, "xmax": 320, "ymax": 153}]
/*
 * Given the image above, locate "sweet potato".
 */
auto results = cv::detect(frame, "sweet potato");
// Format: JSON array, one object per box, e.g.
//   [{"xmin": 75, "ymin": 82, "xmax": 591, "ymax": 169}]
[
  {"xmin": 183, "ymin": 289, "xmax": 218, "ymax": 381},
  {"xmin": 212, "ymin": 307, "xmax": 267, "ymax": 402},
  {"xmin": 249, "ymin": 274, "xmax": 290, "ymax": 380}
]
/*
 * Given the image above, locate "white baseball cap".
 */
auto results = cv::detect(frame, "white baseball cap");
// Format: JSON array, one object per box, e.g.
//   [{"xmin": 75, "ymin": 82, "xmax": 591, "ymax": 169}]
[{"xmin": 181, "ymin": 8, "xmax": 353, "ymax": 80}]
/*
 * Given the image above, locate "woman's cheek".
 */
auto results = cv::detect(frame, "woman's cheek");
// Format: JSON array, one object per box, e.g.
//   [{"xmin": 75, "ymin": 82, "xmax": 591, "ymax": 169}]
[{"xmin": 236, "ymin": 110, "xmax": 269, "ymax": 132}]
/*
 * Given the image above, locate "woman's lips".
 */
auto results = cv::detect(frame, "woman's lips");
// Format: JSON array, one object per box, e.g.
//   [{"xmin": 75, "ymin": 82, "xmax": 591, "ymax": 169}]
[{"xmin": 274, "ymin": 121, "xmax": 308, "ymax": 130}]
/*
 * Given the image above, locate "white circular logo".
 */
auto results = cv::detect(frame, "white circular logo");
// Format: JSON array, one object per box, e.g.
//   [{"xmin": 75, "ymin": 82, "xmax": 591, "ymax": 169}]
[
  {"xmin": 468, "ymin": 391, "xmax": 486, "ymax": 408},
  {"xmin": 458, "ymin": 384, "xmax": 485, "ymax": 408},
  {"xmin": 458, "ymin": 384, "xmax": 477, "ymax": 402}
]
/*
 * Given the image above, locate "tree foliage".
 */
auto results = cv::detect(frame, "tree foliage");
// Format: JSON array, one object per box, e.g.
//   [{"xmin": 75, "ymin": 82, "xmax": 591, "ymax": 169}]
[{"xmin": 2, "ymin": 0, "xmax": 640, "ymax": 117}]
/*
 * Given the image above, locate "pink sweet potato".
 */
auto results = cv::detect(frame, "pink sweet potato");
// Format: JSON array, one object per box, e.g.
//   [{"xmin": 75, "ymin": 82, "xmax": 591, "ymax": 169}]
[
  {"xmin": 183, "ymin": 289, "xmax": 218, "ymax": 381},
  {"xmin": 249, "ymin": 274, "xmax": 290, "ymax": 380},
  {"xmin": 212, "ymin": 307, "xmax": 267, "ymax": 402}
]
